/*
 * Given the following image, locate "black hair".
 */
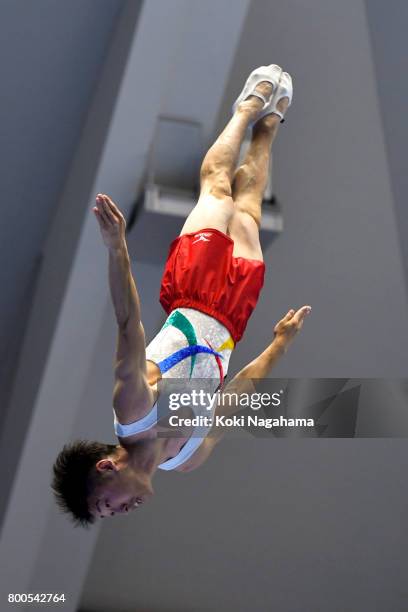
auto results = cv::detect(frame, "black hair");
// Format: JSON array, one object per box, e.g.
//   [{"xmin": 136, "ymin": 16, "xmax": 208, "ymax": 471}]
[{"xmin": 51, "ymin": 440, "xmax": 117, "ymax": 527}]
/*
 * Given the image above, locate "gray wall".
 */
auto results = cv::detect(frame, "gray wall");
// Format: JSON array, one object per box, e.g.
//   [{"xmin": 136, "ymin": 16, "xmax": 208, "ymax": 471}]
[
  {"xmin": 83, "ymin": 440, "xmax": 408, "ymax": 612},
  {"xmin": 220, "ymin": 0, "xmax": 408, "ymax": 378},
  {"xmin": 365, "ymin": 0, "xmax": 408, "ymax": 295},
  {"xmin": 0, "ymin": 0, "xmax": 123, "ymax": 436}
]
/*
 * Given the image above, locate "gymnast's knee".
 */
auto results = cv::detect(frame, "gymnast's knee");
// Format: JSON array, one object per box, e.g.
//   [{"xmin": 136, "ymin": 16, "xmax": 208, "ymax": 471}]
[
  {"xmin": 233, "ymin": 162, "xmax": 261, "ymax": 193},
  {"xmin": 200, "ymin": 161, "xmax": 232, "ymax": 200}
]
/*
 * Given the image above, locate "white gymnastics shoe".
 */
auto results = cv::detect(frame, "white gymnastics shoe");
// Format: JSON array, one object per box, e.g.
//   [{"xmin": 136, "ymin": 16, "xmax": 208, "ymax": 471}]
[
  {"xmin": 232, "ymin": 64, "xmax": 283, "ymax": 121},
  {"xmin": 268, "ymin": 71, "xmax": 293, "ymax": 123}
]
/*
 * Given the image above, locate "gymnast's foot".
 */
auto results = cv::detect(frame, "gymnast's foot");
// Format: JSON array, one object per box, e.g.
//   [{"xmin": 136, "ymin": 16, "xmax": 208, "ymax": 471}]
[
  {"xmin": 236, "ymin": 81, "xmax": 275, "ymax": 118},
  {"xmin": 254, "ymin": 96, "xmax": 290, "ymax": 132}
]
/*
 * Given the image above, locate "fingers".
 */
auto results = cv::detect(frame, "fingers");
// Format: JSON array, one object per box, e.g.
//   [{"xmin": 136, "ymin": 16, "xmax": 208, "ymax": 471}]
[
  {"xmin": 95, "ymin": 194, "xmax": 115, "ymax": 226},
  {"xmin": 94, "ymin": 193, "xmax": 126, "ymax": 228},
  {"xmin": 100, "ymin": 194, "xmax": 124, "ymax": 218},
  {"xmin": 274, "ymin": 308, "xmax": 295, "ymax": 334},
  {"xmin": 93, "ymin": 206, "xmax": 109, "ymax": 230},
  {"xmin": 103, "ymin": 194, "xmax": 125, "ymax": 221},
  {"xmin": 282, "ymin": 308, "xmax": 295, "ymax": 323},
  {"xmin": 94, "ymin": 196, "xmax": 110, "ymax": 226},
  {"xmin": 292, "ymin": 305, "xmax": 312, "ymax": 329},
  {"xmin": 274, "ymin": 304, "xmax": 312, "ymax": 343}
]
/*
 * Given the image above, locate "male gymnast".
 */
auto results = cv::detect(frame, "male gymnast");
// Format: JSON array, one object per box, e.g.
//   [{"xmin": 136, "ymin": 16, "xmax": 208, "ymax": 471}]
[{"xmin": 52, "ymin": 65, "xmax": 311, "ymax": 526}]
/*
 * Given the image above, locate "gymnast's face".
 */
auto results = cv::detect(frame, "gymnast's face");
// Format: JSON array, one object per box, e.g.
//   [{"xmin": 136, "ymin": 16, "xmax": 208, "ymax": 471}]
[{"xmin": 89, "ymin": 460, "xmax": 153, "ymax": 519}]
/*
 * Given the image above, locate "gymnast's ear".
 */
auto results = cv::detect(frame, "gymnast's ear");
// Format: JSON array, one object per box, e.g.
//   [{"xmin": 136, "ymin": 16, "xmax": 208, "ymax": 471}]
[{"xmin": 95, "ymin": 458, "xmax": 117, "ymax": 473}]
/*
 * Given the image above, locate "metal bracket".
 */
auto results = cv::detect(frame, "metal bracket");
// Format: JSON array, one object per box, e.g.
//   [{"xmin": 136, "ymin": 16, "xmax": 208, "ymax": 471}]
[{"xmin": 127, "ymin": 117, "xmax": 283, "ymax": 263}]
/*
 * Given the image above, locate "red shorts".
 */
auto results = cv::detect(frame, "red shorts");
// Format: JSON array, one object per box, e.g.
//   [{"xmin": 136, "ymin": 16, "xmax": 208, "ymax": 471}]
[{"xmin": 159, "ymin": 228, "xmax": 265, "ymax": 343}]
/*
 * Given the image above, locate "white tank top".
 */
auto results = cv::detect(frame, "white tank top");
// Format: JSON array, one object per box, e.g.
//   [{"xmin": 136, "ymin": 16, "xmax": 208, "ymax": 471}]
[{"xmin": 113, "ymin": 308, "xmax": 235, "ymax": 470}]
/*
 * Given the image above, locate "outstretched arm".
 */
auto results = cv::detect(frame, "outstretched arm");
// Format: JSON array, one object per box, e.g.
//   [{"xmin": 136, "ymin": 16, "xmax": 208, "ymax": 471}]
[
  {"xmin": 179, "ymin": 306, "xmax": 312, "ymax": 471},
  {"xmin": 93, "ymin": 194, "xmax": 154, "ymax": 423},
  {"xmin": 94, "ymin": 193, "xmax": 140, "ymax": 329}
]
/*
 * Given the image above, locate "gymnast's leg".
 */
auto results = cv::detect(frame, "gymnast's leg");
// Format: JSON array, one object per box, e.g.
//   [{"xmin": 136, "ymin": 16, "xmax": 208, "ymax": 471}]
[
  {"xmin": 179, "ymin": 81, "xmax": 275, "ymax": 236},
  {"xmin": 228, "ymin": 95, "xmax": 290, "ymax": 260}
]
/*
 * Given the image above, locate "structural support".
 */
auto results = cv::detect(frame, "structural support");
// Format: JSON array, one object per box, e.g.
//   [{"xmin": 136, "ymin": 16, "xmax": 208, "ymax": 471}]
[{"xmin": 0, "ymin": 1, "xmax": 250, "ymax": 610}]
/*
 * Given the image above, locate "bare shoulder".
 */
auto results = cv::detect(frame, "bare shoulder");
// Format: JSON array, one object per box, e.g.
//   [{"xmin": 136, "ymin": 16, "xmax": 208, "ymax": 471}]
[{"xmin": 113, "ymin": 374, "xmax": 157, "ymax": 425}]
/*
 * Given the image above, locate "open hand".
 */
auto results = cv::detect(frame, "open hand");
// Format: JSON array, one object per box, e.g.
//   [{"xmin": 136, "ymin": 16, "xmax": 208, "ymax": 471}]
[
  {"xmin": 273, "ymin": 305, "xmax": 312, "ymax": 350},
  {"xmin": 93, "ymin": 194, "xmax": 126, "ymax": 249}
]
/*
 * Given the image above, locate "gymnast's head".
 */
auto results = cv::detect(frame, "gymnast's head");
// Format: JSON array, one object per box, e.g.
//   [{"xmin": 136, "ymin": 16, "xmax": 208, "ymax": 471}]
[{"xmin": 51, "ymin": 440, "xmax": 153, "ymax": 527}]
